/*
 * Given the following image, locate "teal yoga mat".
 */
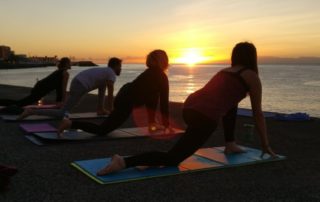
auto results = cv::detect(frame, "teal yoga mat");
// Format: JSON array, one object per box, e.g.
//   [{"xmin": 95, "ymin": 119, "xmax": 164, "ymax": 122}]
[{"xmin": 71, "ymin": 146, "xmax": 286, "ymax": 185}]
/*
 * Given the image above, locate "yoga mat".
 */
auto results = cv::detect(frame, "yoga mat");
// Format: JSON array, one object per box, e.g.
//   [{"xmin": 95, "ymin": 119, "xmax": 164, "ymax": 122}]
[
  {"xmin": 33, "ymin": 130, "xmax": 96, "ymax": 140},
  {"xmin": 273, "ymin": 112, "xmax": 311, "ymax": 121},
  {"xmin": 1, "ymin": 114, "xmax": 54, "ymax": 121},
  {"xmin": 24, "ymin": 104, "xmax": 58, "ymax": 109},
  {"xmin": 1, "ymin": 112, "xmax": 108, "ymax": 122},
  {"xmin": 20, "ymin": 123, "xmax": 56, "ymax": 133},
  {"xmin": 32, "ymin": 129, "xmax": 136, "ymax": 140},
  {"xmin": 119, "ymin": 127, "xmax": 184, "ymax": 137},
  {"xmin": 69, "ymin": 112, "xmax": 109, "ymax": 119},
  {"xmin": 25, "ymin": 127, "xmax": 184, "ymax": 145},
  {"xmin": 237, "ymin": 108, "xmax": 277, "ymax": 118},
  {"xmin": 24, "ymin": 135, "xmax": 45, "ymax": 146},
  {"xmin": 71, "ymin": 146, "xmax": 285, "ymax": 185}
]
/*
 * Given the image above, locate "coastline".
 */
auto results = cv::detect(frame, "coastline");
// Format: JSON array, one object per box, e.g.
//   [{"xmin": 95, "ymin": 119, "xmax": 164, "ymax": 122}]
[{"xmin": 0, "ymin": 84, "xmax": 319, "ymax": 201}]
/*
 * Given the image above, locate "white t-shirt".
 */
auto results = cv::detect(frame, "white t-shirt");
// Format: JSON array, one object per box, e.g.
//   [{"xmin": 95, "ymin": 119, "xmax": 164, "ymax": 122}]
[{"xmin": 75, "ymin": 67, "xmax": 116, "ymax": 92}]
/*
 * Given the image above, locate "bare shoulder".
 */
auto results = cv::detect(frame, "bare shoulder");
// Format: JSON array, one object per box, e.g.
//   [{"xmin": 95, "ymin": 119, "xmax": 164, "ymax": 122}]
[{"xmin": 241, "ymin": 70, "xmax": 261, "ymax": 87}]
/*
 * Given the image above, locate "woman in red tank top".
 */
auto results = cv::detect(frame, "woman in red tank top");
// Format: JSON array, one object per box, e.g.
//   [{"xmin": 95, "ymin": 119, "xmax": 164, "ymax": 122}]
[{"xmin": 96, "ymin": 42, "xmax": 277, "ymax": 175}]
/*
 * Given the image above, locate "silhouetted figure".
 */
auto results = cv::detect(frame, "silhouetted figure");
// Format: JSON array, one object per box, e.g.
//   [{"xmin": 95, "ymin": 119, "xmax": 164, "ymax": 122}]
[
  {"xmin": 58, "ymin": 49, "xmax": 170, "ymax": 136},
  {"xmin": 95, "ymin": 42, "xmax": 277, "ymax": 175},
  {"xmin": 0, "ymin": 57, "xmax": 71, "ymax": 114},
  {"xmin": 19, "ymin": 57, "xmax": 122, "ymax": 119}
]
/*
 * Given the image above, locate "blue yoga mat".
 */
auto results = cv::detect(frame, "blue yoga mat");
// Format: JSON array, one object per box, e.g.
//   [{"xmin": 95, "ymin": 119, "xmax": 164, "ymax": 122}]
[
  {"xmin": 237, "ymin": 108, "xmax": 277, "ymax": 118},
  {"xmin": 71, "ymin": 146, "xmax": 285, "ymax": 184},
  {"xmin": 273, "ymin": 112, "xmax": 311, "ymax": 121}
]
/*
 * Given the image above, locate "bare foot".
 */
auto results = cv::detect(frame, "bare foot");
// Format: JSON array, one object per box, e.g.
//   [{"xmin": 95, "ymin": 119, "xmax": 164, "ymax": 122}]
[
  {"xmin": 57, "ymin": 118, "xmax": 72, "ymax": 136},
  {"xmin": 17, "ymin": 108, "xmax": 34, "ymax": 120},
  {"xmin": 224, "ymin": 142, "xmax": 246, "ymax": 154},
  {"xmin": 97, "ymin": 154, "xmax": 125, "ymax": 176}
]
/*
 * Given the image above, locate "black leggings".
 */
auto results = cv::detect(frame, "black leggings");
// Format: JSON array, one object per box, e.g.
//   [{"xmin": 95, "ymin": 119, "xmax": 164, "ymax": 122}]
[
  {"xmin": 124, "ymin": 106, "xmax": 238, "ymax": 167},
  {"xmin": 71, "ymin": 84, "xmax": 134, "ymax": 135},
  {"xmin": 124, "ymin": 109, "xmax": 217, "ymax": 167},
  {"xmin": 0, "ymin": 87, "xmax": 45, "ymax": 107}
]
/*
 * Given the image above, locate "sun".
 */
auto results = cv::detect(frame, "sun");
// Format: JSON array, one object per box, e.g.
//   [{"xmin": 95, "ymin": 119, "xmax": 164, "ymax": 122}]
[{"xmin": 174, "ymin": 48, "xmax": 211, "ymax": 67}]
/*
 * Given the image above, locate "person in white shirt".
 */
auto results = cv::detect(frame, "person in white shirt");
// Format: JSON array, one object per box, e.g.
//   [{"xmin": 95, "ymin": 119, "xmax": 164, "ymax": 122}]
[{"xmin": 18, "ymin": 57, "xmax": 122, "ymax": 119}]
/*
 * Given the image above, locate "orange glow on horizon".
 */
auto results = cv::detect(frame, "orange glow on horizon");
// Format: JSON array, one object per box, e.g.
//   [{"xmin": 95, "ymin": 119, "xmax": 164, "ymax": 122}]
[{"xmin": 171, "ymin": 48, "xmax": 214, "ymax": 66}]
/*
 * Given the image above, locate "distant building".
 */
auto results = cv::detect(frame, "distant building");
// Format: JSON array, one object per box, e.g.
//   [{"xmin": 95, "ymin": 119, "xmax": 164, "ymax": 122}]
[
  {"xmin": 0, "ymin": 45, "xmax": 11, "ymax": 60},
  {"xmin": 29, "ymin": 56, "xmax": 58, "ymax": 64}
]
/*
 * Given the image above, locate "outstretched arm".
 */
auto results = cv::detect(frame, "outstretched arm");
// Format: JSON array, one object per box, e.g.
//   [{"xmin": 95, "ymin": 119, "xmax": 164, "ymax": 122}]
[
  {"xmin": 245, "ymin": 71, "xmax": 276, "ymax": 157},
  {"xmin": 97, "ymin": 82, "xmax": 107, "ymax": 115},
  {"xmin": 159, "ymin": 74, "xmax": 169, "ymax": 128},
  {"xmin": 57, "ymin": 71, "xmax": 69, "ymax": 104},
  {"xmin": 105, "ymin": 80, "xmax": 114, "ymax": 113}
]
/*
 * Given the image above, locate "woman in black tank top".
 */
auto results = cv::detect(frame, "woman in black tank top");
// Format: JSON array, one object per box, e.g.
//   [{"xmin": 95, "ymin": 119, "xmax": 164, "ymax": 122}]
[{"xmin": 0, "ymin": 57, "xmax": 70, "ymax": 114}]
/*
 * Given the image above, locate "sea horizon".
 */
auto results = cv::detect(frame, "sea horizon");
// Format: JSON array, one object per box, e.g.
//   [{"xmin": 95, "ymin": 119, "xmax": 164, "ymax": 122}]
[{"xmin": 0, "ymin": 63, "xmax": 319, "ymax": 118}]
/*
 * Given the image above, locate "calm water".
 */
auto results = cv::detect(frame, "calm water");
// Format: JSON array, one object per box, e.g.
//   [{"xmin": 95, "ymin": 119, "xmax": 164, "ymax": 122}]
[{"xmin": 0, "ymin": 64, "xmax": 319, "ymax": 117}]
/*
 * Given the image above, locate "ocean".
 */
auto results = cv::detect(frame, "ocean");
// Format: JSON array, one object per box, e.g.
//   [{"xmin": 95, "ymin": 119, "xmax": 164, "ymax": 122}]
[{"xmin": 0, "ymin": 64, "xmax": 319, "ymax": 117}]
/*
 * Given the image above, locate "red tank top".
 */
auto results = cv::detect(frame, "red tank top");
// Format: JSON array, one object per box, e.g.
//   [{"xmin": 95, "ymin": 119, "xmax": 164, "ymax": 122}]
[{"xmin": 184, "ymin": 69, "xmax": 249, "ymax": 121}]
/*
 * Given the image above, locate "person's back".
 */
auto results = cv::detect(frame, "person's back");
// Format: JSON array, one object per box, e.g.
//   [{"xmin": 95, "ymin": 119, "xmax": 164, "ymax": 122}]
[
  {"xmin": 130, "ymin": 67, "xmax": 168, "ymax": 105},
  {"xmin": 184, "ymin": 67, "xmax": 249, "ymax": 121},
  {"xmin": 57, "ymin": 50, "xmax": 170, "ymax": 136},
  {"xmin": 33, "ymin": 69, "xmax": 65, "ymax": 99},
  {"xmin": 74, "ymin": 67, "xmax": 116, "ymax": 91}
]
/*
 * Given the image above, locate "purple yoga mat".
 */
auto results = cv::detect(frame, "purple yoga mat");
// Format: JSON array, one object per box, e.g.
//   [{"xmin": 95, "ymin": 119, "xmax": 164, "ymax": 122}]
[{"xmin": 20, "ymin": 123, "xmax": 57, "ymax": 133}]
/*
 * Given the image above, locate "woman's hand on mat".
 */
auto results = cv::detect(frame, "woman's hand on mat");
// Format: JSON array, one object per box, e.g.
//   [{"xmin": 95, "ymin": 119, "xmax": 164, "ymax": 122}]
[
  {"xmin": 261, "ymin": 145, "xmax": 277, "ymax": 158},
  {"xmin": 148, "ymin": 122, "xmax": 165, "ymax": 132}
]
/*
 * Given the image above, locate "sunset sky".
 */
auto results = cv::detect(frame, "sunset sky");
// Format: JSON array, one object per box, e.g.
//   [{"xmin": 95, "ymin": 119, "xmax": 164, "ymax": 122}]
[{"xmin": 1, "ymin": 0, "xmax": 320, "ymax": 64}]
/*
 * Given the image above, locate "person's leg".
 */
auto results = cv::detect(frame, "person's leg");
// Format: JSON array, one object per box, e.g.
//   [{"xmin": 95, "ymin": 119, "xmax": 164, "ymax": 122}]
[
  {"xmin": 15, "ymin": 83, "xmax": 47, "ymax": 107},
  {"xmin": 65, "ymin": 84, "xmax": 134, "ymax": 135},
  {"xmin": 0, "ymin": 90, "xmax": 42, "ymax": 107},
  {"xmin": 97, "ymin": 109, "xmax": 217, "ymax": 175},
  {"xmin": 222, "ymin": 106, "xmax": 245, "ymax": 153},
  {"xmin": 71, "ymin": 105, "xmax": 132, "ymax": 135},
  {"xmin": 124, "ymin": 109, "xmax": 217, "ymax": 167},
  {"xmin": 20, "ymin": 79, "xmax": 87, "ymax": 119},
  {"xmin": 14, "ymin": 94, "xmax": 41, "ymax": 107}
]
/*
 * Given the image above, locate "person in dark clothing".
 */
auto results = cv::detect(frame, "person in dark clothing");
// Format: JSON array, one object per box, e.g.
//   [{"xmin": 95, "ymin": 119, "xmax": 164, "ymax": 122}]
[
  {"xmin": 95, "ymin": 42, "xmax": 277, "ymax": 176},
  {"xmin": 0, "ymin": 57, "xmax": 71, "ymax": 111},
  {"xmin": 58, "ymin": 49, "xmax": 170, "ymax": 136}
]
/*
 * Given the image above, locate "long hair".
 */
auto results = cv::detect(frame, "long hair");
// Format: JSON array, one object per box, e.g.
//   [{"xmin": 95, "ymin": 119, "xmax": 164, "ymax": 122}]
[
  {"xmin": 146, "ymin": 49, "xmax": 169, "ymax": 71},
  {"xmin": 231, "ymin": 42, "xmax": 258, "ymax": 74}
]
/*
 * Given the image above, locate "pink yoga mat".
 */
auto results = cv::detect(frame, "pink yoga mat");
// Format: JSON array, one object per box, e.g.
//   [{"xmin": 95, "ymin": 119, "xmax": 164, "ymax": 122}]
[{"xmin": 20, "ymin": 123, "xmax": 57, "ymax": 133}]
